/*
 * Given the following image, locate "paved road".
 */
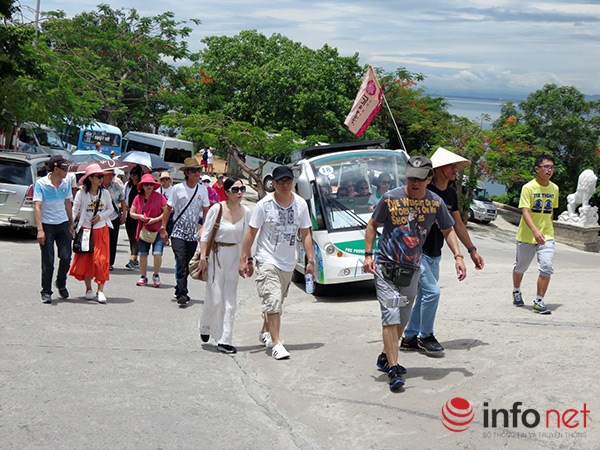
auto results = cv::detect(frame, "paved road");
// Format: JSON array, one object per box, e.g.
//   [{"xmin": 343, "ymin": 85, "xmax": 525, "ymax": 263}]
[{"xmin": 1, "ymin": 215, "xmax": 599, "ymax": 449}]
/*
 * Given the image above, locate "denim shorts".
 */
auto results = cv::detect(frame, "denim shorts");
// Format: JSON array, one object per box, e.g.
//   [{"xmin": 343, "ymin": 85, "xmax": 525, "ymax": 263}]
[{"xmin": 137, "ymin": 234, "xmax": 164, "ymax": 256}]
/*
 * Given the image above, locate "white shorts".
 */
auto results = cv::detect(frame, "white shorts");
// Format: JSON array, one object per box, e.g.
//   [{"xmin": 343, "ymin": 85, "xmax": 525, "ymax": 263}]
[{"xmin": 514, "ymin": 240, "xmax": 555, "ymax": 277}]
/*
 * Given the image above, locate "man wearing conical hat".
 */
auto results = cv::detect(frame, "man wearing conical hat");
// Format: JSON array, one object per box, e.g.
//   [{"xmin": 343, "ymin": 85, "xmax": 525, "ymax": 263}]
[{"xmin": 400, "ymin": 147, "xmax": 485, "ymax": 354}]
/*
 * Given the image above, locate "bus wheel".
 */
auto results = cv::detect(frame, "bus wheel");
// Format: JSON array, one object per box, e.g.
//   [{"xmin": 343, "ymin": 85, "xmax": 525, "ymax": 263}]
[{"xmin": 264, "ymin": 176, "xmax": 275, "ymax": 192}]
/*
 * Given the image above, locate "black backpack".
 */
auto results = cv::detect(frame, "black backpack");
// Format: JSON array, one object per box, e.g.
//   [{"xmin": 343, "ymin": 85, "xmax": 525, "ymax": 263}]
[{"xmin": 202, "ymin": 150, "xmax": 209, "ymax": 161}]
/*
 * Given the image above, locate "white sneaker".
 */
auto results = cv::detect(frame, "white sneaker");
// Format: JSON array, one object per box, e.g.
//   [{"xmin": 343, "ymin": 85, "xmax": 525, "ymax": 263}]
[
  {"xmin": 259, "ymin": 332, "xmax": 273, "ymax": 348},
  {"xmin": 96, "ymin": 292, "xmax": 107, "ymax": 304},
  {"xmin": 272, "ymin": 342, "xmax": 290, "ymax": 360},
  {"xmin": 84, "ymin": 289, "xmax": 95, "ymax": 300}
]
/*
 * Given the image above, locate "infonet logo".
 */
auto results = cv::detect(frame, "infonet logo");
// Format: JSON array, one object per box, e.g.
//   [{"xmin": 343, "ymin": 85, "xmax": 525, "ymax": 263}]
[
  {"xmin": 441, "ymin": 397, "xmax": 475, "ymax": 432},
  {"xmin": 441, "ymin": 398, "xmax": 590, "ymax": 433}
]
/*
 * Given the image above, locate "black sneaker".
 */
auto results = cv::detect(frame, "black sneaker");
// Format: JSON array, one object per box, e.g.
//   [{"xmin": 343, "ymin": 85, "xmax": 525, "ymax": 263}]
[
  {"xmin": 54, "ymin": 281, "xmax": 69, "ymax": 299},
  {"xmin": 200, "ymin": 334, "xmax": 210, "ymax": 343},
  {"xmin": 41, "ymin": 293, "xmax": 52, "ymax": 304},
  {"xmin": 177, "ymin": 294, "xmax": 189, "ymax": 305},
  {"xmin": 388, "ymin": 365, "xmax": 405, "ymax": 391},
  {"xmin": 376, "ymin": 352, "xmax": 389, "ymax": 372},
  {"xmin": 400, "ymin": 335, "xmax": 419, "ymax": 351},
  {"xmin": 217, "ymin": 343, "xmax": 237, "ymax": 354},
  {"xmin": 513, "ymin": 290, "xmax": 525, "ymax": 307},
  {"xmin": 417, "ymin": 335, "xmax": 444, "ymax": 353},
  {"xmin": 125, "ymin": 260, "xmax": 135, "ymax": 270},
  {"xmin": 376, "ymin": 353, "xmax": 406, "ymax": 374}
]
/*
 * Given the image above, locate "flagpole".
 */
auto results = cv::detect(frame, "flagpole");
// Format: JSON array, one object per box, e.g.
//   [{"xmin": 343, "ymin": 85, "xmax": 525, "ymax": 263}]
[{"xmin": 382, "ymin": 92, "xmax": 407, "ymax": 152}]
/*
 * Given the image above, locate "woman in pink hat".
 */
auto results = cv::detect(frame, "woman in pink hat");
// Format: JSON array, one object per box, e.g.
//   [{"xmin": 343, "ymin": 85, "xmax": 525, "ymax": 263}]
[
  {"xmin": 129, "ymin": 174, "xmax": 169, "ymax": 287},
  {"xmin": 69, "ymin": 163, "xmax": 114, "ymax": 303}
]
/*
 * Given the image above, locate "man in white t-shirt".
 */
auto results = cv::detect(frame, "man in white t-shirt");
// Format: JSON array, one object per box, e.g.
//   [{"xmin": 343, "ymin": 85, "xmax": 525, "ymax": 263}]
[
  {"xmin": 161, "ymin": 158, "xmax": 210, "ymax": 306},
  {"xmin": 239, "ymin": 166, "xmax": 315, "ymax": 360}
]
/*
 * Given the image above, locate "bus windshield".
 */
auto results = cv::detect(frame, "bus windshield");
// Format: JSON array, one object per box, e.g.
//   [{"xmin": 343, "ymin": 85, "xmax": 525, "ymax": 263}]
[{"xmin": 311, "ymin": 150, "xmax": 408, "ymax": 231}]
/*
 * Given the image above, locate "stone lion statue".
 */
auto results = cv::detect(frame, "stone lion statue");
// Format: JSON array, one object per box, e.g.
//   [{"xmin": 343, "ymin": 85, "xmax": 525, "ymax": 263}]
[
  {"xmin": 567, "ymin": 170, "xmax": 597, "ymax": 216},
  {"xmin": 558, "ymin": 169, "xmax": 598, "ymax": 226}
]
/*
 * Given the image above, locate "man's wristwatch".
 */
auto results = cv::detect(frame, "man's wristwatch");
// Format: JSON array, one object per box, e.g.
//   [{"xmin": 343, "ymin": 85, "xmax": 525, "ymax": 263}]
[
  {"xmin": 467, "ymin": 246, "xmax": 477, "ymax": 254},
  {"xmin": 364, "ymin": 251, "xmax": 373, "ymax": 257}
]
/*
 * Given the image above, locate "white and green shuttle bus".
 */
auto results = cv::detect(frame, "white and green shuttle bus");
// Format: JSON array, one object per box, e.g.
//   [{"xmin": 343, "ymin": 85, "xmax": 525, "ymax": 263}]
[{"xmin": 292, "ymin": 140, "xmax": 409, "ymax": 295}]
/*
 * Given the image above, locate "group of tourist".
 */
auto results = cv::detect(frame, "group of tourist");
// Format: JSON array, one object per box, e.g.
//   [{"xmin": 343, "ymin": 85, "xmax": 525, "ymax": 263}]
[{"xmin": 34, "ymin": 147, "xmax": 559, "ymax": 381}]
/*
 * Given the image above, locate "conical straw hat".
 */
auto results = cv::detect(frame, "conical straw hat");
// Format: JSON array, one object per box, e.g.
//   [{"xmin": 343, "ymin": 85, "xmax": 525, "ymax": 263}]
[{"xmin": 430, "ymin": 147, "xmax": 470, "ymax": 171}]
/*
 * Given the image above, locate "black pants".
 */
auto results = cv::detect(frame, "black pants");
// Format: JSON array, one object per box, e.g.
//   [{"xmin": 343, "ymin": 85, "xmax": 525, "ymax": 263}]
[
  {"xmin": 39, "ymin": 221, "xmax": 72, "ymax": 296},
  {"xmin": 125, "ymin": 216, "xmax": 138, "ymax": 257},
  {"xmin": 109, "ymin": 217, "xmax": 121, "ymax": 266},
  {"xmin": 171, "ymin": 237, "xmax": 198, "ymax": 297}
]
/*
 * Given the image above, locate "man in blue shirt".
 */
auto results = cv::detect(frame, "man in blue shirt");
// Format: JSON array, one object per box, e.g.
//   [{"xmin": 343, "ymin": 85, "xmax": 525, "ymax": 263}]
[{"xmin": 34, "ymin": 155, "xmax": 74, "ymax": 303}]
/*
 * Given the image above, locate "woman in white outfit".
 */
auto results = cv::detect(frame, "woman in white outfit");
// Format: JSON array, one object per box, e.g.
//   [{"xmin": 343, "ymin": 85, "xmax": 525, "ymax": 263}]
[{"xmin": 198, "ymin": 177, "xmax": 251, "ymax": 354}]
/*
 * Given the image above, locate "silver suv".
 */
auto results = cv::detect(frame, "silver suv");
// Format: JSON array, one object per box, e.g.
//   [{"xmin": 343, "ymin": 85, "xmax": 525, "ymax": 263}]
[{"xmin": 0, "ymin": 152, "xmax": 51, "ymax": 234}]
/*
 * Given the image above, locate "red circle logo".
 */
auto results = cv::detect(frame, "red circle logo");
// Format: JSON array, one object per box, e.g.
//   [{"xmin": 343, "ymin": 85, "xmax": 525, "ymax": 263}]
[
  {"xmin": 366, "ymin": 80, "xmax": 377, "ymax": 95},
  {"xmin": 441, "ymin": 397, "xmax": 474, "ymax": 432}
]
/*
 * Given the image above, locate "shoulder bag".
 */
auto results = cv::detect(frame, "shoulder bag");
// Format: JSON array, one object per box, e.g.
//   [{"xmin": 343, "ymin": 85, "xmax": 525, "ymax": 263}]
[
  {"xmin": 190, "ymin": 203, "xmax": 223, "ymax": 281},
  {"xmin": 139, "ymin": 197, "xmax": 158, "ymax": 244},
  {"xmin": 73, "ymin": 189, "xmax": 102, "ymax": 254}
]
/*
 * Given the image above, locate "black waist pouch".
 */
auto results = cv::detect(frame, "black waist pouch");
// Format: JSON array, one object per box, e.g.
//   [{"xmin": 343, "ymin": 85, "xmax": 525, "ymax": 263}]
[{"xmin": 381, "ymin": 263, "xmax": 415, "ymax": 287}]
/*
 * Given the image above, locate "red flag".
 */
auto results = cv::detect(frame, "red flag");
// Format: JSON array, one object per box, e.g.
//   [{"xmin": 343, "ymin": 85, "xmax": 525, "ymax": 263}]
[{"xmin": 344, "ymin": 65, "xmax": 383, "ymax": 137}]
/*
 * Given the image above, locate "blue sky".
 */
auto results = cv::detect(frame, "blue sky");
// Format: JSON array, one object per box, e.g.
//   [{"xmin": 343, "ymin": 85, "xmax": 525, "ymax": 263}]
[{"xmin": 19, "ymin": 0, "xmax": 600, "ymax": 99}]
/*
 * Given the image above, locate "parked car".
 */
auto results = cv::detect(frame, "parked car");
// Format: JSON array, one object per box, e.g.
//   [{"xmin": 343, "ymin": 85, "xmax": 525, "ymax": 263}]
[
  {"xmin": 18, "ymin": 122, "xmax": 71, "ymax": 158},
  {"xmin": 0, "ymin": 152, "xmax": 51, "ymax": 235},
  {"xmin": 468, "ymin": 186, "xmax": 498, "ymax": 223}
]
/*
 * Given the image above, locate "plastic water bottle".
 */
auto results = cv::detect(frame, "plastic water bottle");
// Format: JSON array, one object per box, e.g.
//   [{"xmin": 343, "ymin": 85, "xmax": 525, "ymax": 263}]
[{"xmin": 305, "ymin": 273, "xmax": 314, "ymax": 294}]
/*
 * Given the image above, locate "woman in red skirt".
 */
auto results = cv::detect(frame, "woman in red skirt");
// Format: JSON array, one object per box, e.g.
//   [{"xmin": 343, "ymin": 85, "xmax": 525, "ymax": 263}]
[{"xmin": 70, "ymin": 164, "xmax": 114, "ymax": 303}]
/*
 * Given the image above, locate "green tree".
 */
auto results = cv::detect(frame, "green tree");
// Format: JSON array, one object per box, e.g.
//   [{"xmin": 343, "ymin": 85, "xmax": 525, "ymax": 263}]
[
  {"xmin": 165, "ymin": 111, "xmax": 303, "ymax": 198},
  {"xmin": 175, "ymin": 30, "xmax": 364, "ymax": 141},
  {"xmin": 40, "ymin": 4, "xmax": 198, "ymax": 130},
  {"xmin": 518, "ymin": 84, "xmax": 600, "ymax": 198}
]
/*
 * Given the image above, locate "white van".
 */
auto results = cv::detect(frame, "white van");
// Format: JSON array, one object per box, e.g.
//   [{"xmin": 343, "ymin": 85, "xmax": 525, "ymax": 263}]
[{"xmin": 122, "ymin": 132, "xmax": 194, "ymax": 182}]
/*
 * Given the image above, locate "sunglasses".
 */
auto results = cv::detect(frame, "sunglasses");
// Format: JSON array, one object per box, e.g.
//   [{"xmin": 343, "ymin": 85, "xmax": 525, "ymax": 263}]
[
  {"xmin": 202, "ymin": 180, "xmax": 211, "ymax": 183},
  {"xmin": 228, "ymin": 186, "xmax": 246, "ymax": 193},
  {"xmin": 142, "ymin": 183, "xmax": 155, "ymax": 187},
  {"xmin": 93, "ymin": 174, "xmax": 104, "ymax": 179},
  {"xmin": 275, "ymin": 178, "xmax": 293, "ymax": 185},
  {"xmin": 187, "ymin": 168, "xmax": 202, "ymax": 173}
]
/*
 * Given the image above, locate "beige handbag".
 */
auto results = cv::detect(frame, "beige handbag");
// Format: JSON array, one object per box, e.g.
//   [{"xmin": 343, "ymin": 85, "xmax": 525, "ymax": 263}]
[
  {"xmin": 190, "ymin": 203, "xmax": 223, "ymax": 281},
  {"xmin": 139, "ymin": 226, "xmax": 158, "ymax": 244}
]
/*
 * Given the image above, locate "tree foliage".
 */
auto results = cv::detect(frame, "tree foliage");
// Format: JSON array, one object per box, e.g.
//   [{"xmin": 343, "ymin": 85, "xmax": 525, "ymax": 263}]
[
  {"xmin": 40, "ymin": 4, "xmax": 198, "ymax": 130},
  {"xmin": 174, "ymin": 30, "xmax": 364, "ymax": 141}
]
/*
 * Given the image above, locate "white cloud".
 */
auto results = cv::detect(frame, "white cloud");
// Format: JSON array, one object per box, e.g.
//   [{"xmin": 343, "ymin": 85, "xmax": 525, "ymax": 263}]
[{"xmin": 31, "ymin": 0, "xmax": 600, "ymax": 96}]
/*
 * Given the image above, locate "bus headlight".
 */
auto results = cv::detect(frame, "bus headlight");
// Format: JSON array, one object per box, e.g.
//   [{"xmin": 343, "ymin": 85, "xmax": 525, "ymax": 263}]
[{"xmin": 324, "ymin": 244, "xmax": 336, "ymax": 255}]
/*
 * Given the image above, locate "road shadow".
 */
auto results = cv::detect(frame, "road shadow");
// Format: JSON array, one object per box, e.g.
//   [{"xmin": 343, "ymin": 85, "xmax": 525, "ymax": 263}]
[
  {"xmin": 441, "ymin": 338, "xmax": 490, "ymax": 351},
  {"xmin": 292, "ymin": 279, "xmax": 376, "ymax": 303},
  {"xmin": 53, "ymin": 296, "xmax": 134, "ymax": 305}
]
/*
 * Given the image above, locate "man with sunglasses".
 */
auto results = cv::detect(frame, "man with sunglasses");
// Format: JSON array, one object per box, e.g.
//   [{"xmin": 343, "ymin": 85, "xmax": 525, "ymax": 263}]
[
  {"xmin": 239, "ymin": 165, "xmax": 315, "ymax": 360},
  {"xmin": 34, "ymin": 155, "xmax": 75, "ymax": 303},
  {"xmin": 363, "ymin": 156, "xmax": 466, "ymax": 391},
  {"xmin": 512, "ymin": 154, "xmax": 559, "ymax": 314},
  {"xmin": 162, "ymin": 158, "xmax": 210, "ymax": 306}
]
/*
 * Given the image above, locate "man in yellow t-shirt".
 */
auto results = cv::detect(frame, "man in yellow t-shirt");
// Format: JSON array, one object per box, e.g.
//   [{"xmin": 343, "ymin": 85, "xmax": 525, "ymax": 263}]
[{"xmin": 512, "ymin": 155, "xmax": 559, "ymax": 314}]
